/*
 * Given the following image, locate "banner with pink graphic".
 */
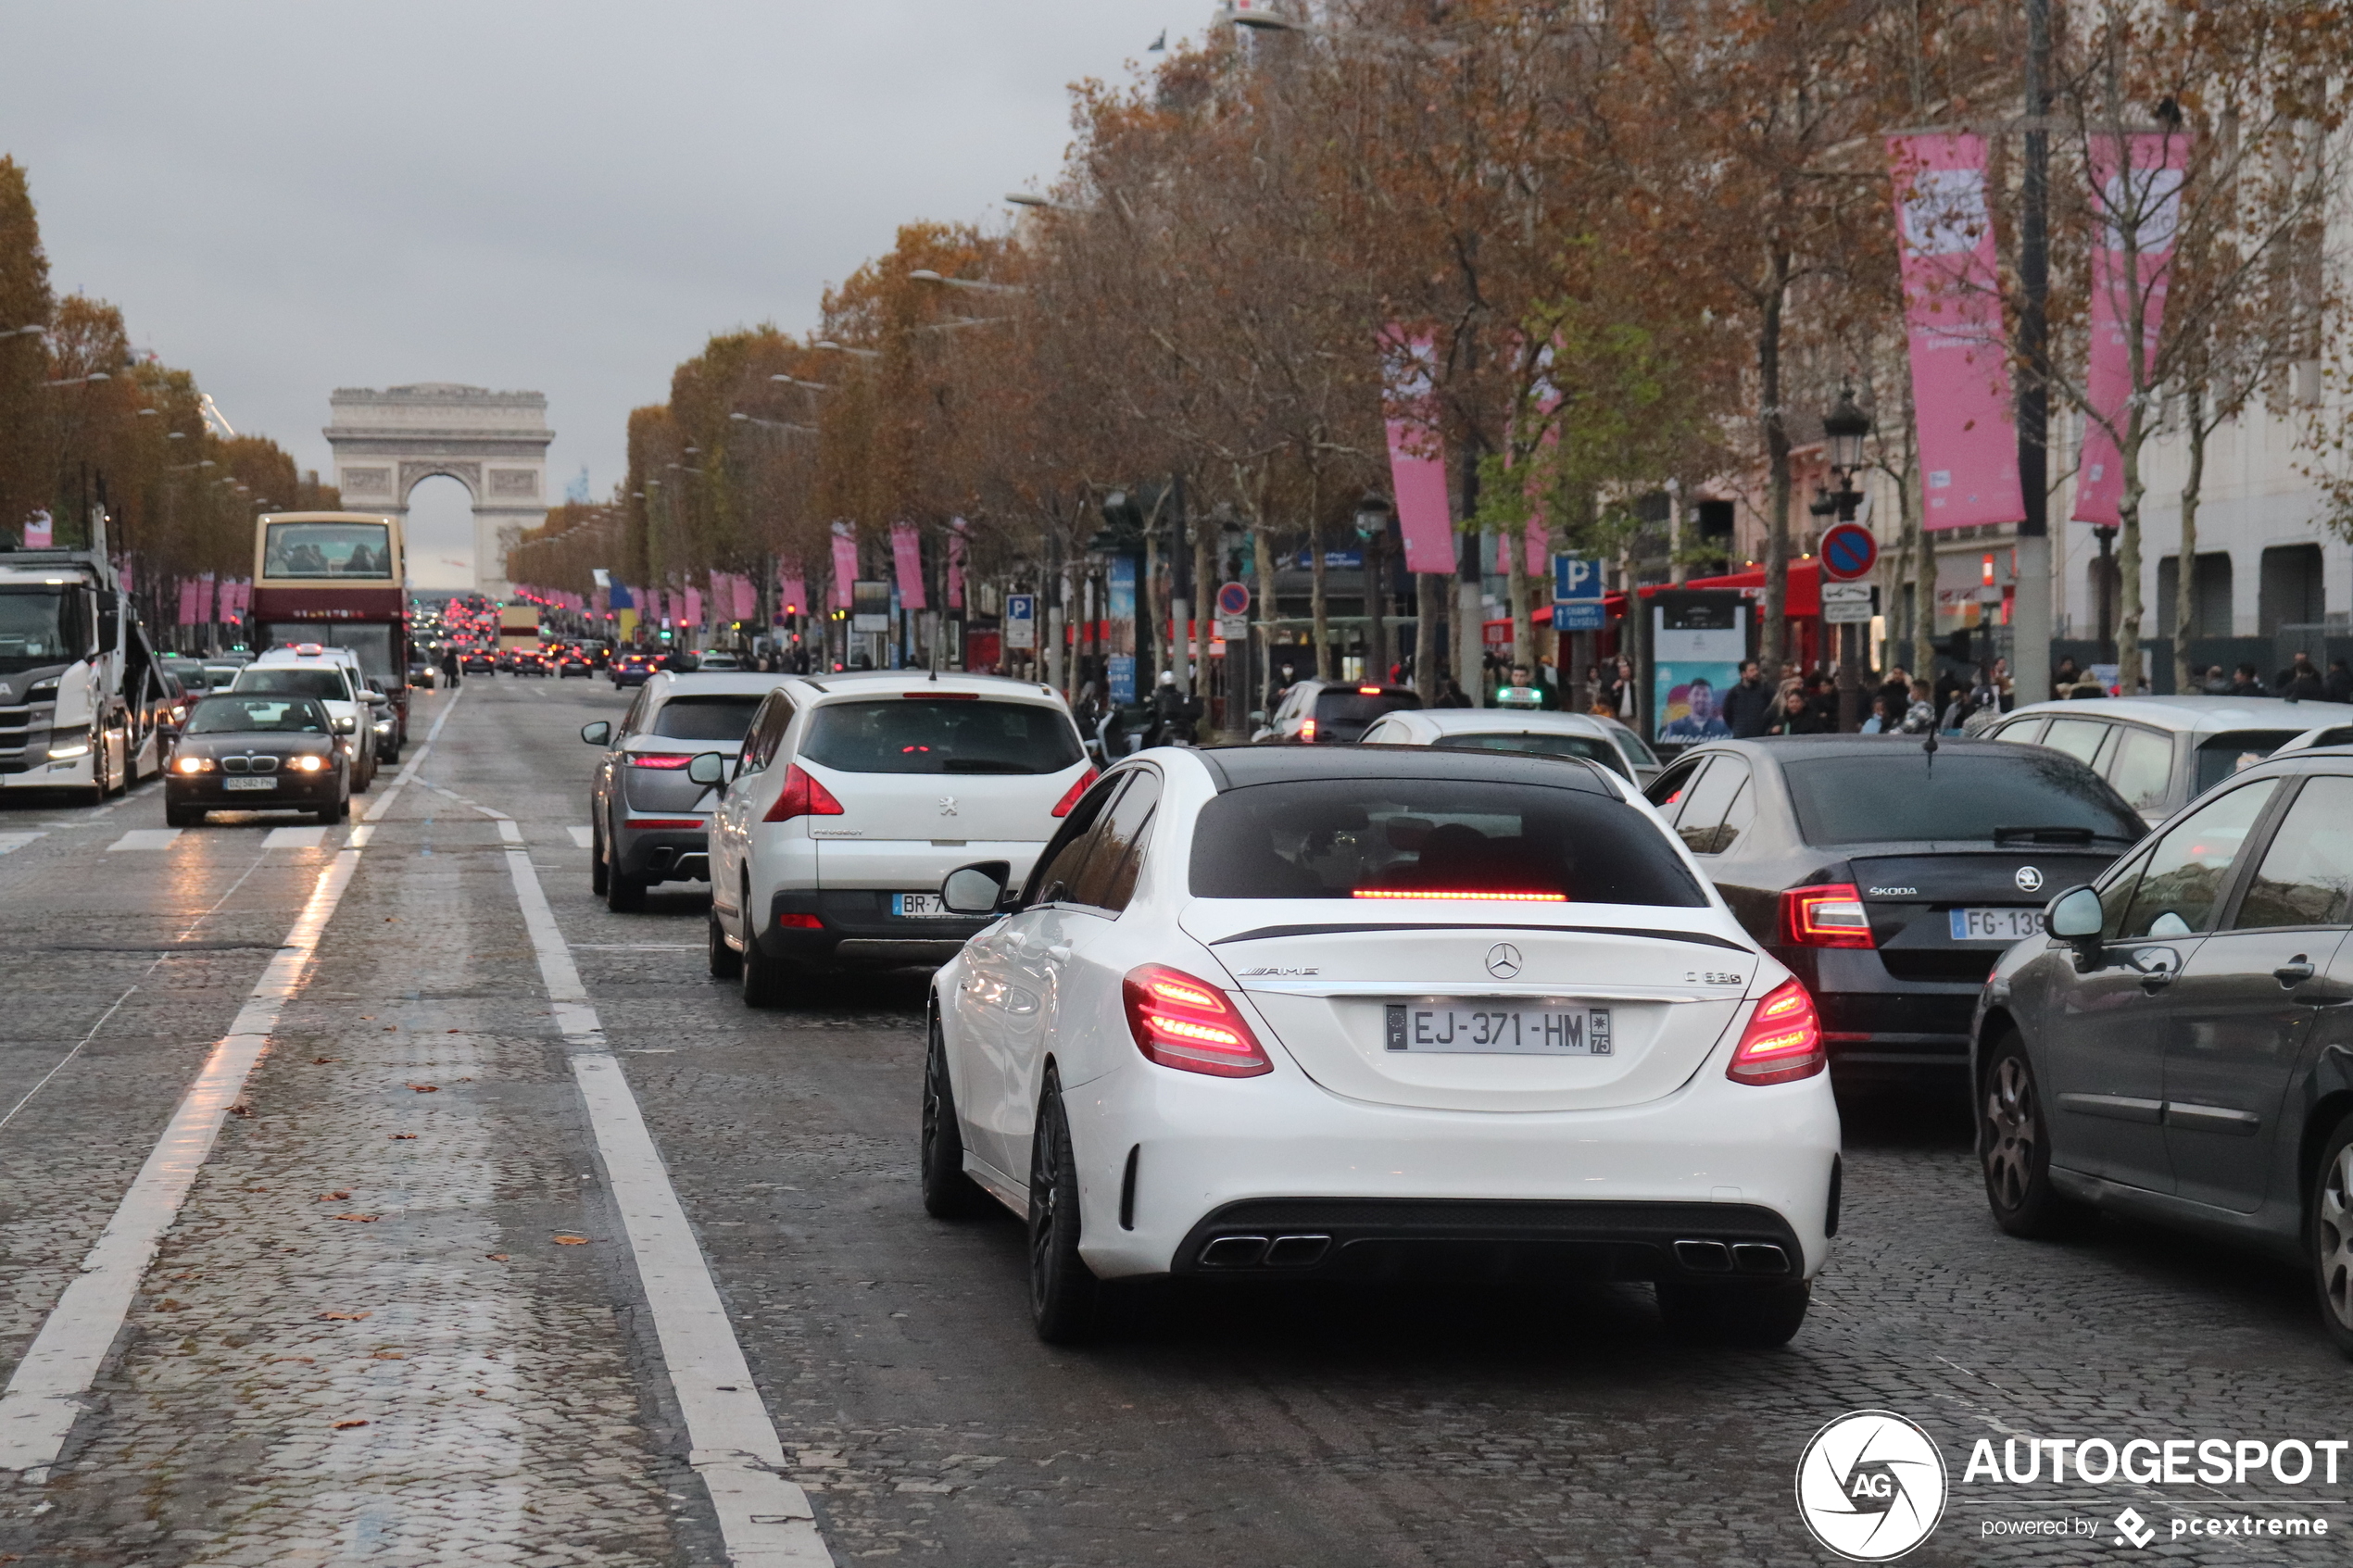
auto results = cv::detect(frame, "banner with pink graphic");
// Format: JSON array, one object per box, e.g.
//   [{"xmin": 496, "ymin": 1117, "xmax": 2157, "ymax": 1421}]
[
  {"xmin": 830, "ymin": 522, "xmax": 858, "ymax": 608},
  {"xmin": 684, "ymin": 586, "xmax": 704, "ymax": 627},
  {"xmin": 1889, "ymin": 134, "xmax": 2024, "ymax": 531},
  {"xmin": 890, "ymin": 521, "xmax": 926, "ymax": 610},
  {"xmin": 1379, "ymin": 326, "xmax": 1458, "ymax": 574},
  {"xmin": 21, "ymin": 510, "xmax": 51, "ymax": 548},
  {"xmin": 2071, "ymin": 133, "xmax": 2188, "ymax": 526}
]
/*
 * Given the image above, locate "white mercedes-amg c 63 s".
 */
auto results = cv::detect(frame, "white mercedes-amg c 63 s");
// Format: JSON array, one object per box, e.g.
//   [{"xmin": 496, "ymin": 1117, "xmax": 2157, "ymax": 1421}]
[{"xmin": 922, "ymin": 744, "xmax": 1843, "ymax": 1346}]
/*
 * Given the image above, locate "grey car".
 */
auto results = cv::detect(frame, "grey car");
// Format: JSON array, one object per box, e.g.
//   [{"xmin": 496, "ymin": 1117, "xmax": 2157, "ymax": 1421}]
[
  {"xmin": 582, "ymin": 671, "xmax": 779, "ymax": 910},
  {"xmin": 1972, "ymin": 744, "xmax": 2353, "ymax": 1355}
]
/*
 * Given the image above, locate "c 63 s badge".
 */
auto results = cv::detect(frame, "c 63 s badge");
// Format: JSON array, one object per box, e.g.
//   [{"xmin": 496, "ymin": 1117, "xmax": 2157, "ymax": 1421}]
[{"xmin": 1795, "ymin": 1410, "xmax": 1947, "ymax": 1561}]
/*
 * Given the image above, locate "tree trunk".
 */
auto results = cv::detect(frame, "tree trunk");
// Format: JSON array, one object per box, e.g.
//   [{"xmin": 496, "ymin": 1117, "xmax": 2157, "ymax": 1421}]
[
  {"xmin": 2174, "ymin": 383, "xmax": 2208, "ymax": 696},
  {"xmin": 1506, "ymin": 528, "xmax": 1533, "ymax": 670},
  {"xmin": 1908, "ymin": 459, "xmax": 1934, "ymax": 680},
  {"xmin": 1309, "ymin": 519, "xmax": 1332, "ymax": 679},
  {"xmin": 1193, "ymin": 510, "xmax": 1214, "ymax": 734},
  {"xmin": 1758, "ymin": 254, "xmax": 1793, "ymax": 680},
  {"xmin": 1415, "ymin": 572, "xmax": 1441, "ymax": 703},
  {"xmin": 1252, "ymin": 522, "xmax": 1280, "ymax": 704},
  {"xmin": 2117, "ymin": 402, "xmax": 2147, "ymax": 696}
]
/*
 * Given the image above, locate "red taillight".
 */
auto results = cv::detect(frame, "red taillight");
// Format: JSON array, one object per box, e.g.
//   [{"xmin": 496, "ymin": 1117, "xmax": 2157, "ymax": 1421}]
[
  {"xmin": 623, "ymin": 818, "xmax": 704, "ymax": 830},
  {"xmin": 763, "ymin": 763, "xmax": 846, "ymax": 823},
  {"xmin": 775, "ymin": 912, "xmax": 824, "ymax": 930},
  {"xmin": 1352, "ymin": 888, "xmax": 1566, "ymax": 902},
  {"xmin": 626, "ymin": 751, "xmax": 695, "ymax": 770},
  {"xmin": 1356, "ymin": 685, "xmax": 1382, "ymax": 696},
  {"xmin": 1050, "ymin": 767, "xmax": 1098, "ymax": 818},
  {"xmin": 1299, "ymin": 718, "xmax": 1318, "ymax": 742},
  {"xmin": 1780, "ymin": 883, "xmax": 1874, "ymax": 948},
  {"xmin": 1121, "ymin": 964, "xmax": 1272, "ymax": 1078},
  {"xmin": 1726, "ymin": 978, "xmax": 1825, "ymax": 1085}
]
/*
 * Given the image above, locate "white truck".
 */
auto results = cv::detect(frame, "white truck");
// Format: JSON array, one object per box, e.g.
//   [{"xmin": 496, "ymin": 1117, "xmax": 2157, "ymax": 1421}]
[{"xmin": 0, "ymin": 543, "xmax": 170, "ymax": 804}]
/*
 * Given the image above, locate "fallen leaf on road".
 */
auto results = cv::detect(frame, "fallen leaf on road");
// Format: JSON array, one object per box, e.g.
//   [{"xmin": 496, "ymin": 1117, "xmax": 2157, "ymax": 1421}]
[
  {"xmin": 320, "ymin": 1311, "xmax": 371, "ymax": 1322},
  {"xmin": 311, "ymin": 1057, "xmax": 341, "ymax": 1064},
  {"xmin": 485, "ymin": 1254, "xmax": 510, "ymax": 1262},
  {"xmin": 333, "ymin": 1213, "xmax": 379, "ymax": 1223},
  {"xmin": 245, "ymin": 1185, "xmax": 268, "ymax": 1193},
  {"xmin": 383, "ymin": 1026, "xmax": 397, "ymax": 1032},
  {"xmin": 170, "ymin": 1272, "xmax": 199, "ymax": 1282},
  {"xmin": 228, "ymin": 1104, "xmax": 253, "ymax": 1119},
  {"xmin": 406, "ymin": 1084, "xmax": 437, "ymax": 1093},
  {"xmin": 371, "ymin": 1350, "xmax": 405, "ymax": 1361},
  {"xmin": 389, "ymin": 1134, "xmax": 416, "ymax": 1140},
  {"xmin": 332, "ymin": 1419, "xmax": 369, "ymax": 1430},
  {"xmin": 552, "ymin": 1235, "xmax": 589, "ymax": 1246},
  {"xmin": 317, "ymin": 1191, "xmax": 351, "ymax": 1202},
  {"xmin": 447, "ymin": 1028, "xmax": 461, "ymax": 1034},
  {"xmin": 153, "ymin": 1298, "xmax": 183, "ymax": 1311}
]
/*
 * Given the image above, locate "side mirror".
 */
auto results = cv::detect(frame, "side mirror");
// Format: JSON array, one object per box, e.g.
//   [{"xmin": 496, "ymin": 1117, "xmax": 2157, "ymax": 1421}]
[
  {"xmin": 2046, "ymin": 884, "xmax": 2104, "ymax": 951},
  {"xmin": 941, "ymin": 859, "xmax": 1013, "ymax": 915},
  {"xmin": 581, "ymin": 721, "xmax": 611, "ymax": 746},
  {"xmin": 686, "ymin": 752, "xmax": 727, "ymax": 786}
]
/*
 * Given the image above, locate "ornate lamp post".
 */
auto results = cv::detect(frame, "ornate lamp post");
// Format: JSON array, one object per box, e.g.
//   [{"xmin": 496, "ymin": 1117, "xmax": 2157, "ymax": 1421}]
[{"xmin": 1821, "ymin": 388, "xmax": 1873, "ymax": 731}]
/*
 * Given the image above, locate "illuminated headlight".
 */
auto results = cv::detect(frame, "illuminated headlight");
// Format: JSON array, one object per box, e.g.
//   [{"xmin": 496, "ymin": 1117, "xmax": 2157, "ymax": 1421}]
[
  {"xmin": 175, "ymin": 755, "xmax": 215, "ymax": 774},
  {"xmin": 293, "ymin": 755, "xmax": 324, "ymax": 772},
  {"xmin": 47, "ymin": 740, "xmax": 90, "ymax": 759}
]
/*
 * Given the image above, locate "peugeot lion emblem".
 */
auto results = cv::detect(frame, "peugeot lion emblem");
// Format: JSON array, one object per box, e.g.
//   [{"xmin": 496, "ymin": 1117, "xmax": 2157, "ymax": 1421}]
[
  {"xmin": 937, "ymin": 796, "xmax": 959, "ymax": 817},
  {"xmin": 2015, "ymin": 865, "xmax": 2044, "ymax": 893},
  {"xmin": 1485, "ymin": 942, "xmax": 1523, "ymax": 979}
]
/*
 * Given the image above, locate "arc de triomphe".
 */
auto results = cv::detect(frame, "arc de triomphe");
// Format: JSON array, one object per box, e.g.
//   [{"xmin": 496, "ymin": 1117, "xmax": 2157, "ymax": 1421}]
[{"xmin": 322, "ymin": 383, "xmax": 553, "ymax": 599}]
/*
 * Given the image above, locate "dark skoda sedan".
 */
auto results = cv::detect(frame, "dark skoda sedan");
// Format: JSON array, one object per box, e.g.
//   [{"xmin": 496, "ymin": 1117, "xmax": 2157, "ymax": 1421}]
[
  {"xmin": 166, "ymin": 694, "xmax": 350, "ymax": 826},
  {"xmin": 1644, "ymin": 737, "xmax": 2144, "ymax": 1084},
  {"xmin": 1974, "ymin": 746, "xmax": 2353, "ymax": 1354}
]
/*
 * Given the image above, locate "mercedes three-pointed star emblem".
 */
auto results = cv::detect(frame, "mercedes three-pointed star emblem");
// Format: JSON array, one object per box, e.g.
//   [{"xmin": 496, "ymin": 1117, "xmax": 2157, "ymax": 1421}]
[{"xmin": 1485, "ymin": 942, "xmax": 1523, "ymax": 979}]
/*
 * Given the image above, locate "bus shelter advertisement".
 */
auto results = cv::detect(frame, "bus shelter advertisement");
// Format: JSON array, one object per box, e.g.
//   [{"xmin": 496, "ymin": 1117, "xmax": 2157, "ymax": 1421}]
[
  {"xmin": 1651, "ymin": 590, "xmax": 1747, "ymax": 744},
  {"xmin": 1793, "ymin": 1408, "xmax": 2347, "ymax": 1562}
]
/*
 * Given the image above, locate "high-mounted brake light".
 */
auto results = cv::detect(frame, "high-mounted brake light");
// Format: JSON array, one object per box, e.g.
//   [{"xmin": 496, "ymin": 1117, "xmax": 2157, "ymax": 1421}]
[
  {"xmin": 626, "ymin": 752, "xmax": 695, "ymax": 770},
  {"xmin": 1353, "ymin": 888, "xmax": 1567, "ymax": 902},
  {"xmin": 1122, "ymin": 964, "xmax": 1272, "ymax": 1077},
  {"xmin": 1356, "ymin": 685, "xmax": 1383, "ymax": 696},
  {"xmin": 1299, "ymin": 718, "xmax": 1318, "ymax": 742},
  {"xmin": 1726, "ymin": 978, "xmax": 1825, "ymax": 1085},
  {"xmin": 764, "ymin": 763, "xmax": 846, "ymax": 823},
  {"xmin": 1780, "ymin": 883, "xmax": 1874, "ymax": 948},
  {"xmin": 1050, "ymin": 767, "xmax": 1099, "ymax": 818}
]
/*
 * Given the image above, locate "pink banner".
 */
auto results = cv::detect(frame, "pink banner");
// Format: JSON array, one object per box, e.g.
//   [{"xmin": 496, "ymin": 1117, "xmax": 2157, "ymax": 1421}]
[
  {"xmin": 2072, "ymin": 133, "xmax": 2187, "ymax": 526},
  {"xmin": 1890, "ymin": 135, "xmax": 2024, "ymax": 530},
  {"xmin": 177, "ymin": 579, "xmax": 198, "ymax": 626},
  {"xmin": 684, "ymin": 586, "xmax": 704, "ymax": 626},
  {"xmin": 831, "ymin": 521, "xmax": 858, "ymax": 608},
  {"xmin": 21, "ymin": 510, "xmax": 50, "ymax": 548},
  {"xmin": 777, "ymin": 560, "xmax": 807, "ymax": 617},
  {"xmin": 1379, "ymin": 326, "xmax": 1457, "ymax": 574},
  {"xmin": 947, "ymin": 518, "xmax": 967, "ymax": 610},
  {"xmin": 890, "ymin": 522, "xmax": 926, "ymax": 610}
]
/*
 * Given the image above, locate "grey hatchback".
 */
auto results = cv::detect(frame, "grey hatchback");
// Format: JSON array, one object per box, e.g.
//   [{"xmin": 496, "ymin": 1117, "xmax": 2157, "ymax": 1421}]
[{"xmin": 1972, "ymin": 746, "xmax": 2353, "ymax": 1354}]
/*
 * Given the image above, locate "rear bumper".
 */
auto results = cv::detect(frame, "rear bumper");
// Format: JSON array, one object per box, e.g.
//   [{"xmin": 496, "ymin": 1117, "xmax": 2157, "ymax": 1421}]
[
  {"xmin": 167, "ymin": 775, "xmax": 341, "ymax": 808},
  {"xmin": 761, "ymin": 887, "xmax": 992, "ymax": 968},
  {"xmin": 616, "ymin": 826, "xmax": 711, "ymax": 883},
  {"xmin": 1779, "ymin": 946, "xmax": 1982, "ymax": 1080}
]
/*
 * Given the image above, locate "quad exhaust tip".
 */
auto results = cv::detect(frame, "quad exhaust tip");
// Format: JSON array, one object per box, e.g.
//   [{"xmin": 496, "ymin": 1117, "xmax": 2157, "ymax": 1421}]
[
  {"xmin": 1199, "ymin": 1234, "xmax": 1332, "ymax": 1268},
  {"xmin": 1673, "ymin": 1239, "xmax": 1790, "ymax": 1274}
]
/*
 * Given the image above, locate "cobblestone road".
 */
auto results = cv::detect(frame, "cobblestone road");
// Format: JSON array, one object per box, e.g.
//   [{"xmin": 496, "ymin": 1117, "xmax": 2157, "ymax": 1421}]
[{"xmin": 0, "ymin": 676, "xmax": 2346, "ymax": 1565}]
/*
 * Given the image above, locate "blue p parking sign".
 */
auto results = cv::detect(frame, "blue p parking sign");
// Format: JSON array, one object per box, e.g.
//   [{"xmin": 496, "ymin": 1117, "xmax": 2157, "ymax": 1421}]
[{"xmin": 1553, "ymin": 555, "xmax": 1605, "ymax": 632}]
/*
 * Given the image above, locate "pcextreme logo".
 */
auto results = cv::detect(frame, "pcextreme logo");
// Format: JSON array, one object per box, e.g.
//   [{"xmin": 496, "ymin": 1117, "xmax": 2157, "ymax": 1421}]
[{"xmin": 1795, "ymin": 1410, "xmax": 1950, "ymax": 1561}]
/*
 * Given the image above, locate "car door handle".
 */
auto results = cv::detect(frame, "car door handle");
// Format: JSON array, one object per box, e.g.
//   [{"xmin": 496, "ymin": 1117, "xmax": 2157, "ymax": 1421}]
[
  {"xmin": 2274, "ymin": 958, "xmax": 2316, "ymax": 986},
  {"xmin": 2138, "ymin": 971, "xmax": 2176, "ymax": 993}
]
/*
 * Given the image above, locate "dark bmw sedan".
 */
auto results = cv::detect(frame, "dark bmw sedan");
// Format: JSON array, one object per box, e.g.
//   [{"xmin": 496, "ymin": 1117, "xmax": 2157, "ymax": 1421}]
[
  {"xmin": 166, "ymin": 694, "xmax": 350, "ymax": 827},
  {"xmin": 1974, "ymin": 746, "xmax": 2353, "ymax": 1355},
  {"xmin": 1644, "ymin": 737, "xmax": 2144, "ymax": 1084}
]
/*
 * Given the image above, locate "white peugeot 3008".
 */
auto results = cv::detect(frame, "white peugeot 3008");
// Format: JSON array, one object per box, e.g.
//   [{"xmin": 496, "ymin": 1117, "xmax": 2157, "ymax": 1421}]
[
  {"xmin": 922, "ymin": 745, "xmax": 1843, "ymax": 1345},
  {"xmin": 700, "ymin": 671, "xmax": 1095, "ymax": 1005}
]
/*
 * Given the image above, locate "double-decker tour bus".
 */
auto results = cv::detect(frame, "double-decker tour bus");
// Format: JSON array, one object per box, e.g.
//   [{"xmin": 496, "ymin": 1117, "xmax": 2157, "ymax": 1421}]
[{"xmin": 250, "ymin": 511, "xmax": 412, "ymax": 745}]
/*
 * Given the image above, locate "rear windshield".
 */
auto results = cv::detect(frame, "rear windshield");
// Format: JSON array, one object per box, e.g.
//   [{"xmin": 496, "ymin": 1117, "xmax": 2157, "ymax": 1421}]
[
  {"xmin": 651, "ymin": 695, "xmax": 765, "ymax": 741},
  {"xmin": 186, "ymin": 696, "xmax": 328, "ymax": 734},
  {"xmin": 800, "ymin": 697, "xmax": 1084, "ymax": 775},
  {"xmin": 2194, "ymin": 731, "xmax": 2304, "ymax": 795},
  {"xmin": 1781, "ymin": 752, "xmax": 2144, "ymax": 847},
  {"xmin": 1189, "ymin": 778, "xmax": 1706, "ymax": 905},
  {"xmin": 1312, "ymin": 688, "xmax": 1420, "ymax": 740},
  {"xmin": 233, "ymin": 668, "xmax": 347, "ymax": 702},
  {"xmin": 1433, "ymin": 731, "xmax": 1629, "ymax": 778}
]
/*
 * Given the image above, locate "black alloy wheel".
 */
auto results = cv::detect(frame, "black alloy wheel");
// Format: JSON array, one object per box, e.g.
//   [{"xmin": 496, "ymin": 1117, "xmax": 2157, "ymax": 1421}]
[
  {"xmin": 708, "ymin": 898, "xmax": 742, "ymax": 979},
  {"xmin": 1980, "ymin": 1032, "xmax": 2088, "ymax": 1238},
  {"xmin": 1027, "ymin": 1072, "xmax": 1101, "ymax": 1344},
  {"xmin": 590, "ymin": 820, "xmax": 609, "ymax": 896},
  {"xmin": 603, "ymin": 812, "xmax": 647, "ymax": 911},
  {"xmin": 921, "ymin": 1012, "xmax": 991, "ymax": 1219},
  {"xmin": 2312, "ymin": 1111, "xmax": 2353, "ymax": 1359}
]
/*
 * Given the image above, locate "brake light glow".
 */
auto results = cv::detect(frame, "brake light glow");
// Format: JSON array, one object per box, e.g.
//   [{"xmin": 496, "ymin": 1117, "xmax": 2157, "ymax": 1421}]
[
  {"xmin": 626, "ymin": 751, "xmax": 695, "ymax": 770},
  {"xmin": 1050, "ymin": 767, "xmax": 1099, "ymax": 818},
  {"xmin": 902, "ymin": 691, "xmax": 979, "ymax": 699},
  {"xmin": 1356, "ymin": 685, "xmax": 1382, "ymax": 696},
  {"xmin": 775, "ymin": 912, "xmax": 824, "ymax": 929},
  {"xmin": 1780, "ymin": 883, "xmax": 1874, "ymax": 947},
  {"xmin": 1121, "ymin": 964, "xmax": 1272, "ymax": 1077},
  {"xmin": 1726, "ymin": 978, "xmax": 1825, "ymax": 1085},
  {"xmin": 1299, "ymin": 718, "xmax": 1318, "ymax": 741},
  {"xmin": 624, "ymin": 818, "xmax": 704, "ymax": 830},
  {"xmin": 764, "ymin": 763, "xmax": 846, "ymax": 823},
  {"xmin": 1353, "ymin": 888, "xmax": 1567, "ymax": 902}
]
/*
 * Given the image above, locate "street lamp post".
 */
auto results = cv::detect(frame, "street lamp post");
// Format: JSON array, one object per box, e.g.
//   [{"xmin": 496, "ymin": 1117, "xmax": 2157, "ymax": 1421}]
[
  {"xmin": 1821, "ymin": 388, "xmax": 1872, "ymax": 732},
  {"xmin": 1355, "ymin": 490, "xmax": 1395, "ymax": 685}
]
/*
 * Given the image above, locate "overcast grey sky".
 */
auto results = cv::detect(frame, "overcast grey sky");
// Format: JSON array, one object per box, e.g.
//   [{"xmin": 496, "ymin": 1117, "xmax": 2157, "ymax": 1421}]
[{"xmin": 2, "ymin": 2, "xmax": 1187, "ymax": 584}]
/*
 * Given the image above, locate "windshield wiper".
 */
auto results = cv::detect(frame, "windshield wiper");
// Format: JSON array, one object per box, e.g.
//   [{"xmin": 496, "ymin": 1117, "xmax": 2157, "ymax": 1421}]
[{"xmin": 1993, "ymin": 825, "xmax": 2101, "ymax": 845}]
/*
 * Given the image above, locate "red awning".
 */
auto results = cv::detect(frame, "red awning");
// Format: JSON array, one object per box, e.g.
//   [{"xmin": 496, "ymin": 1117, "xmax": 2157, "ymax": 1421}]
[{"xmin": 1649, "ymin": 559, "xmax": 1822, "ymax": 617}]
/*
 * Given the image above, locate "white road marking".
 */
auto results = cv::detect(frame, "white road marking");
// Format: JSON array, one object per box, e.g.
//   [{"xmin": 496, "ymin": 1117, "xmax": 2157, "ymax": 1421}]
[
  {"xmin": 260, "ymin": 825, "xmax": 327, "ymax": 849},
  {"xmin": 0, "ymin": 833, "xmax": 44, "ymax": 855},
  {"xmin": 439, "ymin": 788, "xmax": 831, "ymax": 1564},
  {"xmin": 0, "ymin": 845, "xmax": 363, "ymax": 1476},
  {"xmin": 567, "ymin": 825, "xmax": 594, "ymax": 848},
  {"xmin": 107, "ymin": 828, "xmax": 182, "ymax": 851}
]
